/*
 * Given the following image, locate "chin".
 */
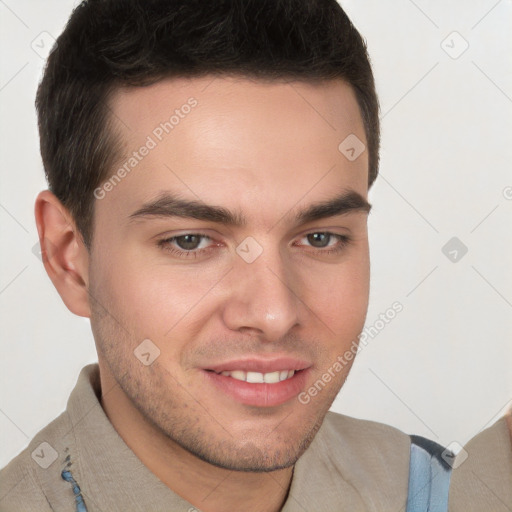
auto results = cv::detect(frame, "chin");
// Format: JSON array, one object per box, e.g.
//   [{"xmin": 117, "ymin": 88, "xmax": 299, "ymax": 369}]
[
  {"xmin": 169, "ymin": 414, "xmax": 325, "ymax": 473},
  {"xmin": 189, "ymin": 441, "xmax": 302, "ymax": 473}
]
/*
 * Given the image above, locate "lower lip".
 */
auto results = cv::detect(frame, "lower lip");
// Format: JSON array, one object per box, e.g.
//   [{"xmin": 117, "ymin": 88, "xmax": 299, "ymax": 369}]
[{"xmin": 203, "ymin": 369, "xmax": 310, "ymax": 407}]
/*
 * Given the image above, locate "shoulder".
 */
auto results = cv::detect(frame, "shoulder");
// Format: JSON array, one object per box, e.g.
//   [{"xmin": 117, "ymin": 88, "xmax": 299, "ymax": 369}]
[
  {"xmin": 317, "ymin": 410, "xmax": 412, "ymax": 461},
  {"xmin": 464, "ymin": 413, "xmax": 512, "ymax": 460},
  {"xmin": 449, "ymin": 414, "xmax": 512, "ymax": 511},
  {"xmin": 0, "ymin": 410, "xmax": 75, "ymax": 511}
]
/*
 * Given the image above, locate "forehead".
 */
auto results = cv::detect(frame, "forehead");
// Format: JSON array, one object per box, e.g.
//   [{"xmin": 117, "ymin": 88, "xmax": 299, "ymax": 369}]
[
  {"xmin": 110, "ymin": 75, "xmax": 363, "ymax": 125},
  {"xmin": 102, "ymin": 76, "xmax": 369, "ymax": 226}
]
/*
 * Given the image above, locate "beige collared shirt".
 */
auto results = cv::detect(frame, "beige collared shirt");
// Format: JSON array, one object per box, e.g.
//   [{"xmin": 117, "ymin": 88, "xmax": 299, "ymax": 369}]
[
  {"xmin": 449, "ymin": 411, "xmax": 512, "ymax": 511},
  {"xmin": 0, "ymin": 364, "xmax": 412, "ymax": 511}
]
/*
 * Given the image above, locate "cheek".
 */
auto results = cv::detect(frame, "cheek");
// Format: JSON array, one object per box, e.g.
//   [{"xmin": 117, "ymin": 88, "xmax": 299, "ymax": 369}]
[
  {"xmin": 302, "ymin": 251, "xmax": 370, "ymax": 341},
  {"xmin": 95, "ymin": 250, "xmax": 226, "ymax": 341}
]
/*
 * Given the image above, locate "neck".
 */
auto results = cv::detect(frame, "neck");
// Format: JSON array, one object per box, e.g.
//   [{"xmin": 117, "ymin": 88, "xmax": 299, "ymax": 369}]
[{"xmin": 99, "ymin": 365, "xmax": 294, "ymax": 512}]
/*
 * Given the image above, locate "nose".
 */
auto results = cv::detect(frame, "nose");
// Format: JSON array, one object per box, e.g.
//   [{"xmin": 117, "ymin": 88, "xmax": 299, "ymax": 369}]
[{"xmin": 221, "ymin": 247, "xmax": 300, "ymax": 342}]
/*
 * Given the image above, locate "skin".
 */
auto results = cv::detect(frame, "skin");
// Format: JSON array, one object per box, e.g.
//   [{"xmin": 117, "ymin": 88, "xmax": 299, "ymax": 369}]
[{"xmin": 35, "ymin": 76, "xmax": 371, "ymax": 512}]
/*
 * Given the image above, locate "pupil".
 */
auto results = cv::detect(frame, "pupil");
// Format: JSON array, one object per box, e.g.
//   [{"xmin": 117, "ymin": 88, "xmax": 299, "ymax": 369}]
[
  {"xmin": 307, "ymin": 233, "xmax": 330, "ymax": 248},
  {"xmin": 177, "ymin": 235, "xmax": 200, "ymax": 250}
]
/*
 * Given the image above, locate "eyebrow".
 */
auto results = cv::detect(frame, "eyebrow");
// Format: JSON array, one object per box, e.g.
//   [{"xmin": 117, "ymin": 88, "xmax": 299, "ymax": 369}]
[{"xmin": 128, "ymin": 190, "xmax": 371, "ymax": 226}]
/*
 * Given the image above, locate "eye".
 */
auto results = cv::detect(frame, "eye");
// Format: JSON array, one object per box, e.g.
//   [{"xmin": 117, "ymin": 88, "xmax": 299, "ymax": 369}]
[
  {"xmin": 296, "ymin": 232, "xmax": 351, "ymax": 253},
  {"xmin": 172, "ymin": 234, "xmax": 208, "ymax": 250},
  {"xmin": 306, "ymin": 232, "xmax": 333, "ymax": 248},
  {"xmin": 157, "ymin": 233, "xmax": 217, "ymax": 258}
]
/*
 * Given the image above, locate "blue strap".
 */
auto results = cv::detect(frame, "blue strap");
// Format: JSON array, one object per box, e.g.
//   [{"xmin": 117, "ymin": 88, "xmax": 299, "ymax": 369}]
[{"xmin": 406, "ymin": 435, "xmax": 453, "ymax": 512}]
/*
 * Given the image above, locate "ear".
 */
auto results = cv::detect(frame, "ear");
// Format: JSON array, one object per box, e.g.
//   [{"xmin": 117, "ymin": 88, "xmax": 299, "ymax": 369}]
[{"xmin": 34, "ymin": 190, "xmax": 91, "ymax": 318}]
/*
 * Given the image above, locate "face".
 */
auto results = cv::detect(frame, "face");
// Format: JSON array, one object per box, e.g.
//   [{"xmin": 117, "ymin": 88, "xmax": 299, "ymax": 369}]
[{"xmin": 88, "ymin": 76, "xmax": 370, "ymax": 471}]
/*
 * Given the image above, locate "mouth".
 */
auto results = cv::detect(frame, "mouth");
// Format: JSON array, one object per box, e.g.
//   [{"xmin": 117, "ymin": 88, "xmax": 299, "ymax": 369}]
[{"xmin": 202, "ymin": 358, "xmax": 311, "ymax": 407}]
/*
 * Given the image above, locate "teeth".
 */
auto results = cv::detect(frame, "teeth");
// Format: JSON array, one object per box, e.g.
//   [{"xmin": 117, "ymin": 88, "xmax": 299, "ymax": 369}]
[
  {"xmin": 230, "ymin": 370, "xmax": 246, "ymax": 381},
  {"xmin": 263, "ymin": 371, "xmax": 280, "ymax": 384},
  {"xmin": 246, "ymin": 371, "xmax": 264, "ymax": 383},
  {"xmin": 217, "ymin": 370, "xmax": 296, "ymax": 383}
]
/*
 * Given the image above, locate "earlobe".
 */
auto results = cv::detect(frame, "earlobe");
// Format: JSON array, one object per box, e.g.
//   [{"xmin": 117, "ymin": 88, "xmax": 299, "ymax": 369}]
[{"xmin": 34, "ymin": 190, "xmax": 91, "ymax": 318}]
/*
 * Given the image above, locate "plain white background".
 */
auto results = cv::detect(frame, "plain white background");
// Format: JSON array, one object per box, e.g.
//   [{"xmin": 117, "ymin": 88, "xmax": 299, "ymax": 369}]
[{"xmin": 0, "ymin": 0, "xmax": 511, "ymax": 468}]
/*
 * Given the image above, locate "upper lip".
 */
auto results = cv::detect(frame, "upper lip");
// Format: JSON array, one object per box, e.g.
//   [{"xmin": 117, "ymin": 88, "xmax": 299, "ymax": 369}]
[{"xmin": 204, "ymin": 357, "xmax": 312, "ymax": 374}]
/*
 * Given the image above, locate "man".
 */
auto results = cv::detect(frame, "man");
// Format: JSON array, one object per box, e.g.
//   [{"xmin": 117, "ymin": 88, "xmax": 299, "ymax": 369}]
[{"xmin": 0, "ymin": 1, "xmax": 450, "ymax": 510}]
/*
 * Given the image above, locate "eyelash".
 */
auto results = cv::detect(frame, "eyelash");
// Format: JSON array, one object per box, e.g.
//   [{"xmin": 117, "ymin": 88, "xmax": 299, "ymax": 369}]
[{"xmin": 156, "ymin": 232, "xmax": 352, "ymax": 259}]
